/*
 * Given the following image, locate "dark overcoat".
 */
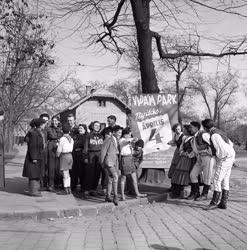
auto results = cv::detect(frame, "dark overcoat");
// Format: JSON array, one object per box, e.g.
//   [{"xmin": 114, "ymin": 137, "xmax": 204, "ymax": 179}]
[{"xmin": 22, "ymin": 128, "xmax": 45, "ymax": 179}]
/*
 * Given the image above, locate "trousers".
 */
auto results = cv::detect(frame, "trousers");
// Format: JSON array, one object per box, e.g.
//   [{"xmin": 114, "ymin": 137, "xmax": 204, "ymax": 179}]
[
  {"xmin": 213, "ymin": 157, "xmax": 234, "ymax": 191},
  {"xmin": 190, "ymin": 155, "xmax": 215, "ymax": 185}
]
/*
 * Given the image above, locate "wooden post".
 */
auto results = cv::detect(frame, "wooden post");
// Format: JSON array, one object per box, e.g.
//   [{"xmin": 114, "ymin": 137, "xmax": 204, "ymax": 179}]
[{"xmin": 0, "ymin": 111, "xmax": 5, "ymax": 188}]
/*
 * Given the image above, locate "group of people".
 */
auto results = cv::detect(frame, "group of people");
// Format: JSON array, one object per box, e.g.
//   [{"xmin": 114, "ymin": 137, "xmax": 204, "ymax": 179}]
[
  {"xmin": 22, "ymin": 114, "xmax": 146, "ymax": 206},
  {"xmin": 168, "ymin": 119, "xmax": 235, "ymax": 210}
]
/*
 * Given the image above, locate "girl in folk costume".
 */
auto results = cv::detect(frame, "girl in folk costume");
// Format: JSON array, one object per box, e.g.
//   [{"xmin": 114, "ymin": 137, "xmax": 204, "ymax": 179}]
[
  {"xmin": 56, "ymin": 124, "xmax": 74, "ymax": 195},
  {"xmin": 119, "ymin": 128, "xmax": 147, "ymax": 201},
  {"xmin": 167, "ymin": 123, "xmax": 184, "ymax": 191},
  {"xmin": 170, "ymin": 125, "xmax": 197, "ymax": 199}
]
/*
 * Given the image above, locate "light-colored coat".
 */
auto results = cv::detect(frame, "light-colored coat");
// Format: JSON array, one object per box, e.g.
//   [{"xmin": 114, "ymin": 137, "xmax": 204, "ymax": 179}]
[{"xmin": 100, "ymin": 136, "xmax": 119, "ymax": 168}]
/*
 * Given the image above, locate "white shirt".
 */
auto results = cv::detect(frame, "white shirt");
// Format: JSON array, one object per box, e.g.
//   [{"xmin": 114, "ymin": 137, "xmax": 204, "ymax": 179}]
[
  {"xmin": 119, "ymin": 137, "xmax": 132, "ymax": 156},
  {"xmin": 211, "ymin": 133, "xmax": 235, "ymax": 160},
  {"xmin": 57, "ymin": 136, "xmax": 74, "ymax": 156}
]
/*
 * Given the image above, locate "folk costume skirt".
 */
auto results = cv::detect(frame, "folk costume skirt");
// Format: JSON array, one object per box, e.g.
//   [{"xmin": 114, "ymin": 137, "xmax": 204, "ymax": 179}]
[
  {"xmin": 171, "ymin": 156, "xmax": 196, "ymax": 186},
  {"xmin": 168, "ymin": 147, "xmax": 181, "ymax": 179}
]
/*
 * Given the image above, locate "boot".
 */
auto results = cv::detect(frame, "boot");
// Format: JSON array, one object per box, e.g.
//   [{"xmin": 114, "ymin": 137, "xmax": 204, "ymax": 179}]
[
  {"xmin": 67, "ymin": 187, "xmax": 71, "ymax": 194},
  {"xmin": 186, "ymin": 184, "xmax": 194, "ymax": 200},
  {"xmin": 48, "ymin": 186, "xmax": 56, "ymax": 192},
  {"xmin": 195, "ymin": 184, "xmax": 210, "ymax": 201},
  {"xmin": 40, "ymin": 177, "xmax": 48, "ymax": 191},
  {"xmin": 179, "ymin": 187, "xmax": 187, "ymax": 199},
  {"xmin": 170, "ymin": 184, "xmax": 180, "ymax": 199},
  {"xmin": 29, "ymin": 179, "xmax": 42, "ymax": 197},
  {"xmin": 217, "ymin": 189, "xmax": 229, "ymax": 209},
  {"xmin": 57, "ymin": 188, "xmax": 69, "ymax": 195},
  {"xmin": 187, "ymin": 183, "xmax": 200, "ymax": 200},
  {"xmin": 167, "ymin": 184, "xmax": 174, "ymax": 193},
  {"xmin": 105, "ymin": 196, "xmax": 113, "ymax": 202},
  {"xmin": 204, "ymin": 191, "xmax": 221, "ymax": 210}
]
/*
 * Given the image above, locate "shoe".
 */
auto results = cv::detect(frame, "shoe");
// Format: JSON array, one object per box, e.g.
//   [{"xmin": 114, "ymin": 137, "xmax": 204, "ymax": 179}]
[
  {"xmin": 204, "ymin": 191, "xmax": 221, "ymax": 210},
  {"xmin": 120, "ymin": 196, "xmax": 126, "ymax": 201},
  {"xmin": 82, "ymin": 192, "xmax": 88, "ymax": 200},
  {"xmin": 179, "ymin": 190, "xmax": 187, "ymax": 199},
  {"xmin": 187, "ymin": 183, "xmax": 200, "ymax": 200},
  {"xmin": 89, "ymin": 191, "xmax": 98, "ymax": 197},
  {"xmin": 195, "ymin": 184, "xmax": 210, "ymax": 201},
  {"xmin": 98, "ymin": 190, "xmax": 106, "ymax": 197},
  {"xmin": 195, "ymin": 194, "xmax": 208, "ymax": 201},
  {"xmin": 136, "ymin": 193, "xmax": 147, "ymax": 198},
  {"xmin": 217, "ymin": 189, "xmax": 229, "ymax": 209},
  {"xmin": 105, "ymin": 196, "xmax": 113, "ymax": 202},
  {"xmin": 48, "ymin": 186, "xmax": 56, "ymax": 192},
  {"xmin": 57, "ymin": 189, "xmax": 69, "ymax": 195},
  {"xmin": 29, "ymin": 192, "xmax": 42, "ymax": 197},
  {"xmin": 113, "ymin": 196, "xmax": 119, "ymax": 206}
]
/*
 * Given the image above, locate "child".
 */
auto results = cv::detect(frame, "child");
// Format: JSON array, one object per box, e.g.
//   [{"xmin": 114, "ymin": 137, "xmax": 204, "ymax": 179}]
[
  {"xmin": 132, "ymin": 139, "xmax": 144, "ymax": 170},
  {"xmin": 119, "ymin": 128, "xmax": 147, "ymax": 201},
  {"xmin": 100, "ymin": 125, "xmax": 123, "ymax": 206},
  {"xmin": 56, "ymin": 124, "xmax": 74, "ymax": 195},
  {"xmin": 171, "ymin": 124, "xmax": 196, "ymax": 199}
]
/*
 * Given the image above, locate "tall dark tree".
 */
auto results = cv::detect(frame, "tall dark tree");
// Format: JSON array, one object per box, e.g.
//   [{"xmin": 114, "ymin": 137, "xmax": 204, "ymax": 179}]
[{"xmin": 49, "ymin": 0, "xmax": 247, "ymax": 93}]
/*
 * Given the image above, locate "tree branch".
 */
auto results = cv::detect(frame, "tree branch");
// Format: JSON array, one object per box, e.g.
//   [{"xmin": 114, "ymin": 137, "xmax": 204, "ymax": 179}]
[{"xmin": 152, "ymin": 31, "xmax": 247, "ymax": 59}]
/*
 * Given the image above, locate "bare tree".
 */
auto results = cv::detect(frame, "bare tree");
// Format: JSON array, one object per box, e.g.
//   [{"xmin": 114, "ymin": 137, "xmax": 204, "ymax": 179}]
[
  {"xmin": 107, "ymin": 79, "xmax": 138, "ymax": 104},
  {"xmin": 0, "ymin": 0, "xmax": 55, "ymax": 151},
  {"xmin": 158, "ymin": 36, "xmax": 200, "ymax": 123},
  {"xmin": 46, "ymin": 0, "xmax": 247, "ymax": 94},
  {"xmin": 189, "ymin": 72, "xmax": 239, "ymax": 128}
]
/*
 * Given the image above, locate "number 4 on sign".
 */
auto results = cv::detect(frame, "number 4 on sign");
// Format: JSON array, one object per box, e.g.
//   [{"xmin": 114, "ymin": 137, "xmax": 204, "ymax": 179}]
[{"xmin": 149, "ymin": 128, "xmax": 163, "ymax": 144}]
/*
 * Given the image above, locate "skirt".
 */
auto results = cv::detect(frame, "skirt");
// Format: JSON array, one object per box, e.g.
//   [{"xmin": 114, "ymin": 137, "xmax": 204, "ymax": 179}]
[
  {"xmin": 168, "ymin": 147, "xmax": 181, "ymax": 178},
  {"xmin": 120, "ymin": 155, "xmax": 136, "ymax": 176},
  {"xmin": 59, "ymin": 153, "xmax": 73, "ymax": 171},
  {"xmin": 171, "ymin": 156, "xmax": 196, "ymax": 186}
]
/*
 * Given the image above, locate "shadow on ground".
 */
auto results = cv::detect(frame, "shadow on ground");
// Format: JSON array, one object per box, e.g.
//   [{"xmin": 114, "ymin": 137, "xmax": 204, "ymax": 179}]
[{"xmin": 0, "ymin": 175, "xmax": 170, "ymax": 205}]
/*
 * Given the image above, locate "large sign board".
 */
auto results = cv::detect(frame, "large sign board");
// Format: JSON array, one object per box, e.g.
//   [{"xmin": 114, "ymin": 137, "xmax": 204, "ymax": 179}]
[{"xmin": 131, "ymin": 94, "xmax": 178, "ymax": 168}]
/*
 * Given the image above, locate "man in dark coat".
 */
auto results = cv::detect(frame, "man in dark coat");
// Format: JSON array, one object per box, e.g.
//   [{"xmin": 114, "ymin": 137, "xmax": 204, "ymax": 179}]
[
  {"xmin": 47, "ymin": 116, "xmax": 63, "ymax": 191},
  {"xmin": 22, "ymin": 118, "xmax": 46, "ymax": 197}
]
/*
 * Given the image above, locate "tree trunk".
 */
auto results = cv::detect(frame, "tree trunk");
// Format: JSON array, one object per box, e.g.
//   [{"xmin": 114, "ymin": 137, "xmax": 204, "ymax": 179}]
[
  {"xmin": 130, "ymin": 0, "xmax": 167, "ymax": 184},
  {"xmin": 5, "ymin": 83, "xmax": 15, "ymax": 152},
  {"xmin": 217, "ymin": 111, "xmax": 221, "ymax": 129},
  {"xmin": 176, "ymin": 73, "xmax": 182, "ymax": 124},
  {"xmin": 130, "ymin": 0, "xmax": 159, "ymax": 94}
]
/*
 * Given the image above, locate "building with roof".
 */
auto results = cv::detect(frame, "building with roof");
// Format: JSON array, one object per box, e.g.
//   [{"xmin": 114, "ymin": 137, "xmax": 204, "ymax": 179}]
[{"xmin": 58, "ymin": 88, "xmax": 131, "ymax": 129}]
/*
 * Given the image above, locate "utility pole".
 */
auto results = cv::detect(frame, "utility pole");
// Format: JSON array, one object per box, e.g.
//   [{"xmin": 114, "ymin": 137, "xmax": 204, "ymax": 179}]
[{"xmin": 0, "ymin": 110, "xmax": 5, "ymax": 188}]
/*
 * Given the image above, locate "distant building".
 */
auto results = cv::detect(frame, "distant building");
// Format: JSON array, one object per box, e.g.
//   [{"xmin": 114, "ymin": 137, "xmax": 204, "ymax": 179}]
[{"xmin": 58, "ymin": 88, "xmax": 131, "ymax": 129}]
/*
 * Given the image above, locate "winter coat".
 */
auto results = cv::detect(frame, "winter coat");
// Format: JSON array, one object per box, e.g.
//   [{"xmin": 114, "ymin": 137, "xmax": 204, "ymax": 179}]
[{"xmin": 22, "ymin": 128, "xmax": 45, "ymax": 179}]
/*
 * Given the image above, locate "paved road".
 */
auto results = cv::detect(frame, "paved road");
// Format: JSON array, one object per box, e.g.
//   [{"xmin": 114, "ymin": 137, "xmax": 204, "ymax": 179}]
[
  {"xmin": 1, "ymin": 184, "xmax": 247, "ymax": 250},
  {"xmin": 1, "ymin": 146, "xmax": 247, "ymax": 250}
]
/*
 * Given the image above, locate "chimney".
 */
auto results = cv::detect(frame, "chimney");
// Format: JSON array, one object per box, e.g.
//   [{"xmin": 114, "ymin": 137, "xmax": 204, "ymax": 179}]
[{"xmin": 86, "ymin": 85, "xmax": 92, "ymax": 96}]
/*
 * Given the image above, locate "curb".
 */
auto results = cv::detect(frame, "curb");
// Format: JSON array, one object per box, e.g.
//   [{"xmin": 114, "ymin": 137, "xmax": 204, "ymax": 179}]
[{"xmin": 0, "ymin": 193, "xmax": 168, "ymax": 221}]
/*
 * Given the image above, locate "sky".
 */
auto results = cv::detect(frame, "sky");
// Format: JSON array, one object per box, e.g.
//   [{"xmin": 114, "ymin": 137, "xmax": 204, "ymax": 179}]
[{"xmin": 46, "ymin": 1, "xmax": 247, "ymax": 94}]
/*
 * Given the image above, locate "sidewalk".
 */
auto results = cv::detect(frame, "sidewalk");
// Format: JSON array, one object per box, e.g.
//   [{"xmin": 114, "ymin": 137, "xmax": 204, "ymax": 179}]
[
  {"xmin": 0, "ymin": 145, "xmax": 168, "ymax": 220},
  {"xmin": 1, "ymin": 145, "xmax": 247, "ymax": 220}
]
